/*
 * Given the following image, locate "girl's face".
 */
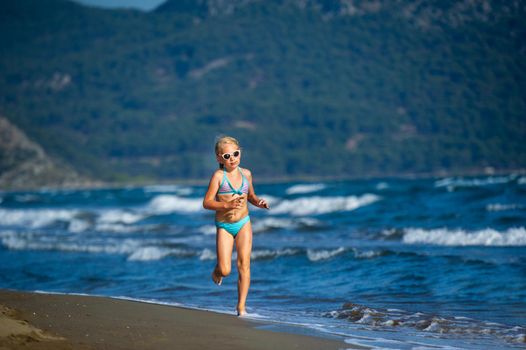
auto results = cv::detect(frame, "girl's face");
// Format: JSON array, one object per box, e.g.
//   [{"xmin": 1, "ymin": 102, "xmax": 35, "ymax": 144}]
[{"xmin": 217, "ymin": 143, "xmax": 241, "ymax": 170}]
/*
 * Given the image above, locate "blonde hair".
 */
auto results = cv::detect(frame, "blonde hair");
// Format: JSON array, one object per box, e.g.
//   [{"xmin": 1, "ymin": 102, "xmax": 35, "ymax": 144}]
[{"xmin": 215, "ymin": 136, "xmax": 240, "ymax": 169}]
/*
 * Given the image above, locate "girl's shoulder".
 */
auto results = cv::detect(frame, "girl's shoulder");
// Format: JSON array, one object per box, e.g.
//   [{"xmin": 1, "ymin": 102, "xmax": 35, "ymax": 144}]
[
  {"xmin": 239, "ymin": 167, "xmax": 252, "ymax": 178},
  {"xmin": 211, "ymin": 169, "xmax": 224, "ymax": 180}
]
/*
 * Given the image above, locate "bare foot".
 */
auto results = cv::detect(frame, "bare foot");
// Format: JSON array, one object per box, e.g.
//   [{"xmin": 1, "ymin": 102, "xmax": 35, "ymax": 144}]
[
  {"xmin": 237, "ymin": 308, "xmax": 247, "ymax": 317},
  {"xmin": 211, "ymin": 269, "xmax": 222, "ymax": 286}
]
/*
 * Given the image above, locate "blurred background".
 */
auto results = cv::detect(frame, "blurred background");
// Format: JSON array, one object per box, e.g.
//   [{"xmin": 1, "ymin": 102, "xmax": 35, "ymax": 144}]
[{"xmin": 0, "ymin": 0, "xmax": 525, "ymax": 187}]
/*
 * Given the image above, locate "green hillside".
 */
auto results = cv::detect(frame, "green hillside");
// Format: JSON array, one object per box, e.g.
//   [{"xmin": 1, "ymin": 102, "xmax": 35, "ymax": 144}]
[{"xmin": 1, "ymin": 0, "xmax": 525, "ymax": 184}]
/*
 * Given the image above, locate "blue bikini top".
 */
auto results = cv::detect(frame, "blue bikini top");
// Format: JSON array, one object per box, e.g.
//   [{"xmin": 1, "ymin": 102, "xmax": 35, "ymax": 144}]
[{"xmin": 217, "ymin": 168, "xmax": 249, "ymax": 195}]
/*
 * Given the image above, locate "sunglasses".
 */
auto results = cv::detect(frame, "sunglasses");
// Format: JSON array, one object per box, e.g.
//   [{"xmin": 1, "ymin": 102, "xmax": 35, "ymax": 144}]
[{"xmin": 220, "ymin": 150, "xmax": 241, "ymax": 160}]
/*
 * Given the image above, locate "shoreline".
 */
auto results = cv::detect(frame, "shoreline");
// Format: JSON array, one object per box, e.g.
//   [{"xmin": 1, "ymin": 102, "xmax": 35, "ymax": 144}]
[
  {"xmin": 0, "ymin": 289, "xmax": 353, "ymax": 350},
  {"xmin": 1, "ymin": 169, "xmax": 524, "ymax": 193}
]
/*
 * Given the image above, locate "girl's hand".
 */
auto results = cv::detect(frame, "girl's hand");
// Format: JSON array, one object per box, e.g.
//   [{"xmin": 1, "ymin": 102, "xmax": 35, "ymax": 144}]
[
  {"xmin": 227, "ymin": 197, "xmax": 244, "ymax": 210},
  {"xmin": 257, "ymin": 198, "xmax": 270, "ymax": 209}
]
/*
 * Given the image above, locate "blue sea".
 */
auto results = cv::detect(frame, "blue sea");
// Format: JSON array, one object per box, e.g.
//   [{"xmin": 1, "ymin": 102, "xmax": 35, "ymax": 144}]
[{"xmin": 1, "ymin": 174, "xmax": 525, "ymax": 349}]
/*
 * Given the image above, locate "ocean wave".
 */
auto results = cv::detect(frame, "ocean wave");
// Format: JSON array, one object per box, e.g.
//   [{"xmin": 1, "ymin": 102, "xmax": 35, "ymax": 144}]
[
  {"xmin": 258, "ymin": 195, "xmax": 280, "ymax": 207},
  {"xmin": 325, "ymin": 302, "xmax": 526, "ymax": 345},
  {"xmin": 127, "ymin": 246, "xmax": 195, "ymax": 261},
  {"xmin": 285, "ymin": 183, "xmax": 326, "ymax": 195},
  {"xmin": 199, "ymin": 248, "xmax": 301, "ymax": 261},
  {"xmin": 143, "ymin": 184, "xmax": 193, "ymax": 195},
  {"xmin": 69, "ymin": 218, "xmax": 92, "ymax": 233},
  {"xmin": 251, "ymin": 248, "xmax": 301, "ymax": 260},
  {"xmin": 352, "ymin": 248, "xmax": 383, "ymax": 259},
  {"xmin": 434, "ymin": 175, "xmax": 514, "ymax": 190},
  {"xmin": 146, "ymin": 195, "xmax": 204, "ymax": 214},
  {"xmin": 127, "ymin": 246, "xmax": 171, "ymax": 261},
  {"xmin": 98, "ymin": 209, "xmax": 145, "ymax": 224},
  {"xmin": 402, "ymin": 227, "xmax": 526, "ymax": 246},
  {"xmin": 199, "ymin": 248, "xmax": 216, "ymax": 260},
  {"xmin": 197, "ymin": 225, "xmax": 217, "ymax": 235},
  {"xmin": 0, "ymin": 208, "xmax": 80, "ymax": 228},
  {"xmin": 307, "ymin": 247, "xmax": 346, "ymax": 261},
  {"xmin": 0, "ymin": 230, "xmax": 197, "ymax": 261},
  {"xmin": 24, "ymin": 211, "xmax": 156, "ymax": 235},
  {"xmin": 0, "ymin": 230, "xmax": 311, "ymax": 263},
  {"xmin": 0, "ymin": 230, "xmax": 142, "ymax": 254},
  {"xmin": 0, "ymin": 207, "xmax": 150, "ymax": 233},
  {"xmin": 94, "ymin": 223, "xmax": 151, "ymax": 234},
  {"xmin": 199, "ymin": 246, "xmax": 379, "ymax": 262},
  {"xmin": 251, "ymin": 217, "xmax": 322, "ymax": 233},
  {"xmin": 196, "ymin": 217, "xmax": 323, "ymax": 236},
  {"xmin": 486, "ymin": 203, "xmax": 523, "ymax": 211},
  {"xmin": 271, "ymin": 194, "xmax": 380, "ymax": 216}
]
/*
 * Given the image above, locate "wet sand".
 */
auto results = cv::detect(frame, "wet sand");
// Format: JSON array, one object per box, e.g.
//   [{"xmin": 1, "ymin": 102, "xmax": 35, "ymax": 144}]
[{"xmin": 0, "ymin": 289, "xmax": 352, "ymax": 350}]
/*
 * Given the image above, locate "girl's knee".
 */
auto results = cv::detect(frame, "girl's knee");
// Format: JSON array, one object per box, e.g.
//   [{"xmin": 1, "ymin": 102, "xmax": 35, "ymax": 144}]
[
  {"xmin": 237, "ymin": 258, "xmax": 250, "ymax": 274},
  {"xmin": 217, "ymin": 263, "xmax": 231, "ymax": 277}
]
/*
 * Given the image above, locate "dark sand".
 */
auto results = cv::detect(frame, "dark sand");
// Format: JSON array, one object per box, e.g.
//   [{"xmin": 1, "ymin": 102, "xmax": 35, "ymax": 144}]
[{"xmin": 0, "ymin": 290, "xmax": 353, "ymax": 350}]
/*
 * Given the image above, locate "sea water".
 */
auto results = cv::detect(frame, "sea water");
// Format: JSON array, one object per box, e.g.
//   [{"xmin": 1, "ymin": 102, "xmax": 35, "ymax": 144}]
[{"xmin": 1, "ymin": 175, "xmax": 525, "ymax": 349}]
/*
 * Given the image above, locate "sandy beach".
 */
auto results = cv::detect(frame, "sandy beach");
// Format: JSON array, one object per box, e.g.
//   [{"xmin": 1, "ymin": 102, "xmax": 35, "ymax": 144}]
[{"xmin": 0, "ymin": 289, "xmax": 350, "ymax": 350}]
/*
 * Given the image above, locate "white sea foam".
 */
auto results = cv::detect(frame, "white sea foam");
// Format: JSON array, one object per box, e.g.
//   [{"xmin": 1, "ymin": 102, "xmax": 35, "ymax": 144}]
[
  {"xmin": 296, "ymin": 217, "xmax": 322, "ymax": 226},
  {"xmin": 0, "ymin": 207, "xmax": 146, "ymax": 233},
  {"xmin": 0, "ymin": 208, "xmax": 79, "ymax": 228},
  {"xmin": 197, "ymin": 225, "xmax": 217, "ymax": 235},
  {"xmin": 197, "ymin": 216, "xmax": 322, "ymax": 236},
  {"xmin": 199, "ymin": 248, "xmax": 299, "ymax": 261},
  {"xmin": 271, "ymin": 194, "xmax": 380, "ymax": 216},
  {"xmin": 146, "ymin": 195, "xmax": 204, "ymax": 214},
  {"xmin": 306, "ymin": 247, "xmax": 345, "ymax": 261},
  {"xmin": 127, "ymin": 246, "xmax": 171, "ymax": 261},
  {"xmin": 329, "ymin": 303, "xmax": 523, "ymax": 346},
  {"xmin": 402, "ymin": 227, "xmax": 526, "ymax": 246},
  {"xmin": 71, "ymin": 210, "xmax": 153, "ymax": 233},
  {"xmin": 250, "ymin": 217, "xmax": 321, "ymax": 233},
  {"xmin": 0, "ymin": 230, "xmax": 198, "ymax": 261},
  {"xmin": 251, "ymin": 218, "xmax": 295, "ymax": 232},
  {"xmin": 486, "ymin": 203, "xmax": 523, "ymax": 211},
  {"xmin": 258, "ymin": 195, "xmax": 280, "ymax": 207},
  {"xmin": 434, "ymin": 176, "xmax": 513, "ymax": 190},
  {"xmin": 0, "ymin": 230, "xmax": 143, "ymax": 254},
  {"xmin": 199, "ymin": 248, "xmax": 216, "ymax": 260},
  {"xmin": 143, "ymin": 184, "xmax": 193, "ymax": 195},
  {"xmin": 518, "ymin": 176, "xmax": 526, "ymax": 185},
  {"xmin": 251, "ymin": 248, "xmax": 299, "ymax": 260},
  {"xmin": 352, "ymin": 248, "xmax": 381, "ymax": 259},
  {"xmin": 94, "ymin": 223, "xmax": 143, "ymax": 233},
  {"xmin": 68, "ymin": 218, "xmax": 91, "ymax": 233},
  {"xmin": 98, "ymin": 209, "xmax": 145, "ymax": 224},
  {"xmin": 126, "ymin": 246, "xmax": 195, "ymax": 261},
  {"xmin": 285, "ymin": 183, "xmax": 326, "ymax": 195}
]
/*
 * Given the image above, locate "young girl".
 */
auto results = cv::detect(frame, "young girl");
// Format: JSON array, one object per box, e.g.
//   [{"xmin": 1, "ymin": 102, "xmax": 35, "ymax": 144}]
[{"xmin": 202, "ymin": 136, "xmax": 269, "ymax": 316}]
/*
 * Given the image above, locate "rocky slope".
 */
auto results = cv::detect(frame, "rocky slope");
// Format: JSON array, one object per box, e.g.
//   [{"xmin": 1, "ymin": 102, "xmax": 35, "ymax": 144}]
[{"xmin": 0, "ymin": 117, "xmax": 97, "ymax": 190}]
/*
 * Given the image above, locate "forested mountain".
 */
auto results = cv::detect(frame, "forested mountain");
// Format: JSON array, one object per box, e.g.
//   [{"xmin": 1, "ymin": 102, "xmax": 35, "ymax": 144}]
[{"xmin": 1, "ymin": 0, "xmax": 525, "ymax": 186}]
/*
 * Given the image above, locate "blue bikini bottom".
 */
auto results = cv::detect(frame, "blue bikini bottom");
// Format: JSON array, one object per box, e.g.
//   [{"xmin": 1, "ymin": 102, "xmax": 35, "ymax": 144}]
[{"xmin": 215, "ymin": 216, "xmax": 250, "ymax": 237}]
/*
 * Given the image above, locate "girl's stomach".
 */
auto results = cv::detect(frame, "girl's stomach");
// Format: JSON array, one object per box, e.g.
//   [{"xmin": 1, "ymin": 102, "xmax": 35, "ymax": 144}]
[{"xmin": 215, "ymin": 195, "xmax": 248, "ymax": 222}]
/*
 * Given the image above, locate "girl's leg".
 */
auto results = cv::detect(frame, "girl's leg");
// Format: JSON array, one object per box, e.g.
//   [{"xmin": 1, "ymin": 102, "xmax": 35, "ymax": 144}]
[
  {"xmin": 235, "ymin": 221, "xmax": 253, "ymax": 315},
  {"xmin": 213, "ymin": 228, "xmax": 234, "ymax": 284}
]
